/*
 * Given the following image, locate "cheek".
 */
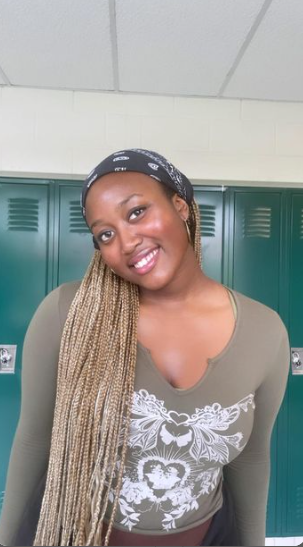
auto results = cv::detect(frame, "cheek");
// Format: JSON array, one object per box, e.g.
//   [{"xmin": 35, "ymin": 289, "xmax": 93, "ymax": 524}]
[
  {"xmin": 150, "ymin": 211, "xmax": 182, "ymax": 241},
  {"xmin": 99, "ymin": 247, "xmax": 117, "ymax": 268},
  {"xmin": 159, "ymin": 215, "xmax": 186, "ymax": 248}
]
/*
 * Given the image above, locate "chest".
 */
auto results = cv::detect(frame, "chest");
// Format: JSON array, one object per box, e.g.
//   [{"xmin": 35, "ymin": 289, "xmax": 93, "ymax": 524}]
[{"xmin": 137, "ymin": 306, "xmax": 235, "ymax": 389}]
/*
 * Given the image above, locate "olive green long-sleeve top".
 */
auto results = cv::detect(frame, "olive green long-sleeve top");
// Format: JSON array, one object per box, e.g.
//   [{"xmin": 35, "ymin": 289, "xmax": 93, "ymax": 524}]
[{"xmin": 0, "ymin": 282, "xmax": 290, "ymax": 546}]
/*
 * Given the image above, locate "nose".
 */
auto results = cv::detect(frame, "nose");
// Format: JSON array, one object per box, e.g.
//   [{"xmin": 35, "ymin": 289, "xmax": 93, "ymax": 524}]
[{"xmin": 119, "ymin": 227, "xmax": 142, "ymax": 255}]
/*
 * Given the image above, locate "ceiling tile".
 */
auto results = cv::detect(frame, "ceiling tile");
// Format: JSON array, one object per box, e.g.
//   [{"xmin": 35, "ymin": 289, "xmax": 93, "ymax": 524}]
[
  {"xmin": 224, "ymin": 0, "xmax": 303, "ymax": 101},
  {"xmin": 0, "ymin": 0, "xmax": 114, "ymax": 90},
  {"xmin": 116, "ymin": 0, "xmax": 264, "ymax": 96}
]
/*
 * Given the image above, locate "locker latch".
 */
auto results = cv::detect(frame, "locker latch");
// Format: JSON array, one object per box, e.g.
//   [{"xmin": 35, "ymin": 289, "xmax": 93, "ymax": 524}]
[
  {"xmin": 0, "ymin": 345, "xmax": 17, "ymax": 374},
  {"xmin": 291, "ymin": 348, "xmax": 303, "ymax": 375}
]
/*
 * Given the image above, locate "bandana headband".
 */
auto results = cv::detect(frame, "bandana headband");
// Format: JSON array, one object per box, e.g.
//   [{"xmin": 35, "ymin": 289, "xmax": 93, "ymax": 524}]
[{"xmin": 81, "ymin": 148, "xmax": 193, "ymax": 219}]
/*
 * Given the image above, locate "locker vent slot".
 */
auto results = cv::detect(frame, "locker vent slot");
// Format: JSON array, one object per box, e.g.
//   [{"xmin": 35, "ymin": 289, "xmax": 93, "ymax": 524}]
[
  {"xmin": 8, "ymin": 198, "xmax": 39, "ymax": 232},
  {"xmin": 243, "ymin": 206, "xmax": 271, "ymax": 238},
  {"xmin": 0, "ymin": 490, "xmax": 4, "ymax": 513},
  {"xmin": 69, "ymin": 201, "xmax": 89, "ymax": 233},
  {"xmin": 199, "ymin": 205, "xmax": 216, "ymax": 237},
  {"xmin": 300, "ymin": 208, "xmax": 303, "ymax": 239}
]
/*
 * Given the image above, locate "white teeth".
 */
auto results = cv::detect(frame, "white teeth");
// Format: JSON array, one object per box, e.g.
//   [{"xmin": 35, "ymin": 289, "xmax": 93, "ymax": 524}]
[{"xmin": 133, "ymin": 248, "xmax": 158, "ymax": 269}]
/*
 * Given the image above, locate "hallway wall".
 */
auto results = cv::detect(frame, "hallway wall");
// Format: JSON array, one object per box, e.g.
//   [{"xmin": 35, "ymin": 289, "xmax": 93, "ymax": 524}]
[{"xmin": 1, "ymin": 87, "xmax": 303, "ymax": 184}]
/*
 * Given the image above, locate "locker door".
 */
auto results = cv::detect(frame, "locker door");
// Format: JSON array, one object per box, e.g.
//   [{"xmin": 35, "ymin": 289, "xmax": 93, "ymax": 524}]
[
  {"xmin": 194, "ymin": 189, "xmax": 224, "ymax": 282},
  {"xmin": 56, "ymin": 185, "xmax": 93, "ymax": 286},
  {"xmin": 231, "ymin": 190, "xmax": 282, "ymax": 536},
  {"xmin": 285, "ymin": 193, "xmax": 303, "ymax": 535},
  {"xmin": 0, "ymin": 182, "xmax": 49, "ymax": 512},
  {"xmin": 232, "ymin": 191, "xmax": 281, "ymax": 309}
]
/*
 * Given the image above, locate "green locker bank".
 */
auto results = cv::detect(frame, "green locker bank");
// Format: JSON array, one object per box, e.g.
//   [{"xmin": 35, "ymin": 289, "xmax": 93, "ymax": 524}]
[{"xmin": 0, "ymin": 179, "xmax": 301, "ymax": 537}]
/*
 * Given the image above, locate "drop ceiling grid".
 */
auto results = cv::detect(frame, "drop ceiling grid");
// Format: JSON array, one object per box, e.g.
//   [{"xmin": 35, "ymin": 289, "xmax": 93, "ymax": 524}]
[
  {"xmin": 0, "ymin": 0, "xmax": 302, "ymax": 103},
  {"xmin": 224, "ymin": 0, "xmax": 303, "ymax": 101},
  {"xmin": 0, "ymin": 0, "xmax": 114, "ymax": 90},
  {"xmin": 115, "ymin": 0, "xmax": 265, "ymax": 96}
]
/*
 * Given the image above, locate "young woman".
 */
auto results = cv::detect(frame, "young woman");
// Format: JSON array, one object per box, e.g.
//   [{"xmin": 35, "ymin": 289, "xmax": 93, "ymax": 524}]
[{"xmin": 0, "ymin": 149, "xmax": 289, "ymax": 546}]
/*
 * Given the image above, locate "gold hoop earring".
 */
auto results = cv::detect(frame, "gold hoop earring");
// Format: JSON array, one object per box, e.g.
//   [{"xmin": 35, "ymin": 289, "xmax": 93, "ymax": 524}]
[{"xmin": 184, "ymin": 219, "xmax": 192, "ymax": 244}]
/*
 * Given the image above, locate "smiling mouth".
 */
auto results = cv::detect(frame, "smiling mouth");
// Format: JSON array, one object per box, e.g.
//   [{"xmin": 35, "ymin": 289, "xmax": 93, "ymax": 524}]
[{"xmin": 131, "ymin": 247, "xmax": 160, "ymax": 274}]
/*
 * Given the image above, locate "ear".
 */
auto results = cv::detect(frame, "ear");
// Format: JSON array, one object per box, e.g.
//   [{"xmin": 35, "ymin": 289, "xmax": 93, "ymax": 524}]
[{"xmin": 172, "ymin": 194, "xmax": 189, "ymax": 221}]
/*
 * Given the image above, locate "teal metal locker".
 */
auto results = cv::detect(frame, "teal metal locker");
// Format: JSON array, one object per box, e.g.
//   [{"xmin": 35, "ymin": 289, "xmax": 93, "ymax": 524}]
[
  {"xmin": 226, "ymin": 189, "xmax": 284, "ymax": 536},
  {"xmin": 285, "ymin": 193, "xmax": 303, "ymax": 535},
  {"xmin": 231, "ymin": 191, "xmax": 281, "ymax": 308},
  {"xmin": 194, "ymin": 188, "xmax": 225, "ymax": 283},
  {"xmin": 55, "ymin": 184, "xmax": 93, "ymax": 286},
  {"xmin": 0, "ymin": 182, "xmax": 50, "ymax": 509}
]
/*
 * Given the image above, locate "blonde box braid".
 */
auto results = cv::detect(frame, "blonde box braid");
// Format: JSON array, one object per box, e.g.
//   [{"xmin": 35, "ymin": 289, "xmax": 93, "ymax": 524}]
[{"xmin": 34, "ymin": 198, "xmax": 201, "ymax": 546}]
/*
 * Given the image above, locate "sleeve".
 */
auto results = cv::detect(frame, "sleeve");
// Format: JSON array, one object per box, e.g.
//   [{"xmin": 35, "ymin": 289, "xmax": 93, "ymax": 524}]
[
  {"xmin": 0, "ymin": 286, "xmax": 64, "ymax": 546},
  {"xmin": 223, "ymin": 317, "xmax": 290, "ymax": 546}
]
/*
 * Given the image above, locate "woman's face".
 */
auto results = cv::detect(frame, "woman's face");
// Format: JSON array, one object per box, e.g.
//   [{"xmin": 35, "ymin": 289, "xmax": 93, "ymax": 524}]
[{"xmin": 85, "ymin": 171, "xmax": 191, "ymax": 292}]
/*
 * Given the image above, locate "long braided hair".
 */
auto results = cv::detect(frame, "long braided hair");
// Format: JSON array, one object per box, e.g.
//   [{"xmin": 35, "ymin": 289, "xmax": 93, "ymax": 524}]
[{"xmin": 34, "ymin": 182, "xmax": 202, "ymax": 547}]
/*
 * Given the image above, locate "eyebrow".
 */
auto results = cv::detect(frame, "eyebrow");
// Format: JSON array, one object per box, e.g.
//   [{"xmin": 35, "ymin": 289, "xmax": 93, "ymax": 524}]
[{"xmin": 89, "ymin": 193, "xmax": 144, "ymax": 230}]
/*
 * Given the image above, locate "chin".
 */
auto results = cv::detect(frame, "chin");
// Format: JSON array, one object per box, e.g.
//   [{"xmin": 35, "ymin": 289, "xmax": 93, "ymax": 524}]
[{"xmin": 136, "ymin": 272, "xmax": 175, "ymax": 292}]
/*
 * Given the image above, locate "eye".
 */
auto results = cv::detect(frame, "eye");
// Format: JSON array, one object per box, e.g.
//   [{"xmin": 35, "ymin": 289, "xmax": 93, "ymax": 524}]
[
  {"xmin": 95, "ymin": 207, "xmax": 146, "ymax": 244},
  {"xmin": 129, "ymin": 207, "xmax": 146, "ymax": 220},
  {"xmin": 96, "ymin": 230, "xmax": 113, "ymax": 244}
]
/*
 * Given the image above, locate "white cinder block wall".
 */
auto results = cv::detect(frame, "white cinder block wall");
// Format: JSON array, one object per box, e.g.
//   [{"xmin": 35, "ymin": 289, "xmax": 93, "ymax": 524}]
[{"xmin": 1, "ymin": 86, "xmax": 303, "ymax": 185}]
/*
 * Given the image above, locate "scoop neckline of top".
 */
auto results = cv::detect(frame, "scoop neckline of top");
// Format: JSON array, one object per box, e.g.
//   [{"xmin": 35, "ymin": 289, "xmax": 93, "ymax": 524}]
[{"xmin": 136, "ymin": 287, "xmax": 241, "ymax": 396}]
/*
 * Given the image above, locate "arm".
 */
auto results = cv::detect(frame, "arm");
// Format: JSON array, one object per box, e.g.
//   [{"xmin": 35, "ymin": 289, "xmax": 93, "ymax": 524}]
[
  {"xmin": 0, "ymin": 287, "xmax": 64, "ymax": 546},
  {"xmin": 223, "ymin": 319, "xmax": 290, "ymax": 546}
]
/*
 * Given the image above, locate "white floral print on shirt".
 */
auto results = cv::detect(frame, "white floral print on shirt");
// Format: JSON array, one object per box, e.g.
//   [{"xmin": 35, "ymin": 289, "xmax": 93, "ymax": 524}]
[{"xmin": 109, "ymin": 389, "xmax": 255, "ymax": 531}]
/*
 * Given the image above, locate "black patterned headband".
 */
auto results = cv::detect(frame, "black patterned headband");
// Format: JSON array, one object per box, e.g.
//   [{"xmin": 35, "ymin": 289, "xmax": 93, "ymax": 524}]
[{"xmin": 81, "ymin": 148, "xmax": 194, "ymax": 219}]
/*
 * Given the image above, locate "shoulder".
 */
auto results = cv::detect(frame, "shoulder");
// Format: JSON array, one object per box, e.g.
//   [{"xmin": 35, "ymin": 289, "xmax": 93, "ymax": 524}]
[
  {"xmin": 56, "ymin": 280, "xmax": 82, "ymax": 311},
  {"xmin": 32, "ymin": 280, "xmax": 82, "ymax": 331},
  {"xmin": 231, "ymin": 290, "xmax": 290, "ymax": 386},
  {"xmin": 232, "ymin": 289, "xmax": 288, "ymax": 346},
  {"xmin": 51, "ymin": 280, "xmax": 82, "ymax": 327}
]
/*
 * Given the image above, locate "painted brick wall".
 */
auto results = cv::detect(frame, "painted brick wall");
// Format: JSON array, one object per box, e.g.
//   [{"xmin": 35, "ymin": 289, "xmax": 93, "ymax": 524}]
[{"xmin": 1, "ymin": 86, "xmax": 303, "ymax": 184}]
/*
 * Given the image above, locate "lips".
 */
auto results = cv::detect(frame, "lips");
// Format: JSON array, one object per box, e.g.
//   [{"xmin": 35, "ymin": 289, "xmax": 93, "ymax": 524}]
[{"xmin": 128, "ymin": 246, "xmax": 159, "ymax": 267}]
